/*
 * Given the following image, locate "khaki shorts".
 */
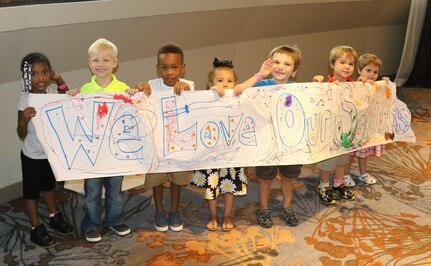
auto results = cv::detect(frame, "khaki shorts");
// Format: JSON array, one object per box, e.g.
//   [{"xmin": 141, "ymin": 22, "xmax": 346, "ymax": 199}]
[
  {"xmin": 256, "ymin": 165, "xmax": 301, "ymax": 180},
  {"xmin": 319, "ymin": 154, "xmax": 349, "ymax": 172},
  {"xmin": 145, "ymin": 171, "xmax": 192, "ymax": 187}
]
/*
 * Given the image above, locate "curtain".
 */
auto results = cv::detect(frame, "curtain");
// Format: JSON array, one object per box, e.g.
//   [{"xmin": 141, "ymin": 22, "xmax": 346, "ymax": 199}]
[
  {"xmin": 405, "ymin": 0, "xmax": 431, "ymax": 87},
  {"xmin": 394, "ymin": 0, "xmax": 428, "ymax": 87}
]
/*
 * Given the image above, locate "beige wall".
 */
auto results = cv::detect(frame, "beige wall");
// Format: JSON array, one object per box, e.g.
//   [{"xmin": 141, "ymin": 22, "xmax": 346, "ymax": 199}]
[{"xmin": 0, "ymin": 0, "xmax": 410, "ymax": 196}]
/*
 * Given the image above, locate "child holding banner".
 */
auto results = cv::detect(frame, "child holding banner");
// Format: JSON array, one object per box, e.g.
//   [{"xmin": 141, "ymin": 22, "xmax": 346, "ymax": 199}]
[
  {"xmin": 77, "ymin": 38, "xmax": 133, "ymax": 242},
  {"xmin": 313, "ymin": 45, "xmax": 357, "ymax": 204},
  {"xmin": 17, "ymin": 52, "xmax": 73, "ymax": 247},
  {"xmin": 190, "ymin": 58, "xmax": 247, "ymax": 231},
  {"xmin": 344, "ymin": 53, "xmax": 387, "ymax": 185},
  {"xmin": 235, "ymin": 45, "xmax": 302, "ymax": 228},
  {"xmin": 136, "ymin": 43, "xmax": 193, "ymax": 232}
]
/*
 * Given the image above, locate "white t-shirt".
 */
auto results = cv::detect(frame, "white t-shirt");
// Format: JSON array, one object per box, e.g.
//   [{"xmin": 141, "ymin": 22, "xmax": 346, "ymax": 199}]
[
  {"xmin": 18, "ymin": 87, "xmax": 57, "ymax": 159},
  {"xmin": 148, "ymin": 78, "xmax": 195, "ymax": 92}
]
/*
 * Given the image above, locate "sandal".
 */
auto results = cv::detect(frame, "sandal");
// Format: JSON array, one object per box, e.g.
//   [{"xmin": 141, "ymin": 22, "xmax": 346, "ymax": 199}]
[
  {"xmin": 206, "ymin": 219, "xmax": 218, "ymax": 231},
  {"xmin": 222, "ymin": 217, "xmax": 234, "ymax": 232},
  {"xmin": 343, "ymin": 174, "xmax": 356, "ymax": 187},
  {"xmin": 358, "ymin": 173, "xmax": 377, "ymax": 184}
]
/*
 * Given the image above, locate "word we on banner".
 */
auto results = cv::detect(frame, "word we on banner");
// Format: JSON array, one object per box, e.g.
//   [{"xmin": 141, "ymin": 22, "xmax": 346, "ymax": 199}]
[{"xmin": 29, "ymin": 81, "xmax": 415, "ymax": 181}]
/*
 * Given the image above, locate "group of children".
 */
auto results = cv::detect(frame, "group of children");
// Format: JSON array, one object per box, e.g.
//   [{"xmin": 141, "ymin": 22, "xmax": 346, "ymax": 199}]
[{"xmin": 18, "ymin": 38, "xmax": 386, "ymax": 247}]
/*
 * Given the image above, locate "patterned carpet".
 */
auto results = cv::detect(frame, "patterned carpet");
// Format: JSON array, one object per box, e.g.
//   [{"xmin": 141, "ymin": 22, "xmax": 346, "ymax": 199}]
[{"xmin": 1, "ymin": 87, "xmax": 430, "ymax": 266}]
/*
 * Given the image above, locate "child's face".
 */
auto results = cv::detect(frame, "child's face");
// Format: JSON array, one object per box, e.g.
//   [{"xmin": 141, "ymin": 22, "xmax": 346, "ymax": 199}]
[
  {"xmin": 270, "ymin": 52, "xmax": 297, "ymax": 83},
  {"xmin": 331, "ymin": 54, "xmax": 355, "ymax": 82},
  {"xmin": 88, "ymin": 50, "xmax": 118, "ymax": 79},
  {"xmin": 29, "ymin": 62, "xmax": 52, "ymax": 94},
  {"xmin": 157, "ymin": 53, "xmax": 185, "ymax": 87},
  {"xmin": 209, "ymin": 68, "xmax": 235, "ymax": 89},
  {"xmin": 358, "ymin": 63, "xmax": 380, "ymax": 82}
]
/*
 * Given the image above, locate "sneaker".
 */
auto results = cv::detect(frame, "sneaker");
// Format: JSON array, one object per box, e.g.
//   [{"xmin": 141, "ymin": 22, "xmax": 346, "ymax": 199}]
[
  {"xmin": 49, "ymin": 212, "xmax": 73, "ymax": 235},
  {"xmin": 281, "ymin": 208, "xmax": 299, "ymax": 227},
  {"xmin": 30, "ymin": 224, "xmax": 57, "ymax": 248},
  {"xmin": 154, "ymin": 212, "xmax": 169, "ymax": 232},
  {"xmin": 358, "ymin": 173, "xmax": 377, "ymax": 184},
  {"xmin": 333, "ymin": 184, "xmax": 356, "ymax": 200},
  {"xmin": 257, "ymin": 209, "xmax": 273, "ymax": 229},
  {"xmin": 109, "ymin": 224, "xmax": 131, "ymax": 236},
  {"xmin": 343, "ymin": 174, "xmax": 356, "ymax": 187},
  {"xmin": 317, "ymin": 186, "xmax": 337, "ymax": 205},
  {"xmin": 85, "ymin": 229, "xmax": 101, "ymax": 242},
  {"xmin": 168, "ymin": 212, "xmax": 183, "ymax": 232}
]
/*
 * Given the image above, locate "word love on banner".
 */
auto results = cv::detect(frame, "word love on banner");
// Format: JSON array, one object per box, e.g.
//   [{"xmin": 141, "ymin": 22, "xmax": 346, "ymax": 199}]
[{"xmin": 29, "ymin": 81, "xmax": 415, "ymax": 181}]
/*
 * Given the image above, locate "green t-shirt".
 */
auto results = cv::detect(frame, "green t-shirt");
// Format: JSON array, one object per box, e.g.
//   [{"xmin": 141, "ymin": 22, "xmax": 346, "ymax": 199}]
[{"xmin": 80, "ymin": 74, "xmax": 129, "ymax": 93}]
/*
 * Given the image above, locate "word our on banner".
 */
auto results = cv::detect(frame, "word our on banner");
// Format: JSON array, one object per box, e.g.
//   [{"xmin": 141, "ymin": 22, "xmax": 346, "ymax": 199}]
[{"xmin": 28, "ymin": 81, "xmax": 415, "ymax": 181}]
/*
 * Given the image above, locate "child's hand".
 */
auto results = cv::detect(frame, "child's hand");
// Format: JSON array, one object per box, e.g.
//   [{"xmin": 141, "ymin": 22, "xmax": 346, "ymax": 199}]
[
  {"xmin": 66, "ymin": 89, "xmax": 80, "ymax": 96},
  {"xmin": 22, "ymin": 107, "xmax": 36, "ymax": 122},
  {"xmin": 357, "ymin": 76, "xmax": 375, "ymax": 84},
  {"xmin": 51, "ymin": 70, "xmax": 63, "ymax": 83},
  {"xmin": 210, "ymin": 85, "xmax": 225, "ymax": 97},
  {"xmin": 126, "ymin": 88, "xmax": 139, "ymax": 96},
  {"xmin": 313, "ymin": 75, "xmax": 324, "ymax": 82},
  {"xmin": 234, "ymin": 84, "xmax": 246, "ymax": 96},
  {"xmin": 259, "ymin": 58, "xmax": 274, "ymax": 78},
  {"xmin": 173, "ymin": 81, "xmax": 190, "ymax": 95},
  {"xmin": 381, "ymin": 76, "xmax": 391, "ymax": 82},
  {"xmin": 135, "ymin": 82, "xmax": 151, "ymax": 96},
  {"xmin": 357, "ymin": 76, "xmax": 366, "ymax": 83}
]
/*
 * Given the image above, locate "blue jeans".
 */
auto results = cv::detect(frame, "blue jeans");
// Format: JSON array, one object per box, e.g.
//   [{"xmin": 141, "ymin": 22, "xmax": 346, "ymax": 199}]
[{"xmin": 83, "ymin": 176, "xmax": 125, "ymax": 231}]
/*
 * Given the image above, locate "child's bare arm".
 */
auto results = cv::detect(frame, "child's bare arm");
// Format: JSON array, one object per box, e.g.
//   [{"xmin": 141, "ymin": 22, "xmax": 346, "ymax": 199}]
[
  {"xmin": 51, "ymin": 70, "xmax": 68, "ymax": 94},
  {"xmin": 234, "ymin": 58, "xmax": 274, "ymax": 96}
]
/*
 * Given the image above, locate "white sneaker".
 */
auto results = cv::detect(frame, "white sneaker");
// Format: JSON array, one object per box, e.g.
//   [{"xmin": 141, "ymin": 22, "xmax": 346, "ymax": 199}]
[
  {"xmin": 358, "ymin": 173, "xmax": 377, "ymax": 184},
  {"xmin": 343, "ymin": 174, "xmax": 356, "ymax": 187}
]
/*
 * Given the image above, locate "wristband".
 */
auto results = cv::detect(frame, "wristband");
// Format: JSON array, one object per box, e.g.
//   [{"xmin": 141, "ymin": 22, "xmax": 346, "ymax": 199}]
[
  {"xmin": 255, "ymin": 73, "xmax": 263, "ymax": 82},
  {"xmin": 57, "ymin": 83, "xmax": 67, "ymax": 90}
]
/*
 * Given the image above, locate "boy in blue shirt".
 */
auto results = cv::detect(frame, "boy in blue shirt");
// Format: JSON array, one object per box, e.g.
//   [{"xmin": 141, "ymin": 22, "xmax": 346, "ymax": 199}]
[{"xmin": 235, "ymin": 45, "xmax": 302, "ymax": 228}]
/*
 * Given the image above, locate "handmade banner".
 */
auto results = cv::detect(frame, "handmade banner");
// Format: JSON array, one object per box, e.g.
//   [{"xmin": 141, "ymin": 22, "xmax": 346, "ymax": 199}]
[{"xmin": 28, "ymin": 81, "xmax": 415, "ymax": 181}]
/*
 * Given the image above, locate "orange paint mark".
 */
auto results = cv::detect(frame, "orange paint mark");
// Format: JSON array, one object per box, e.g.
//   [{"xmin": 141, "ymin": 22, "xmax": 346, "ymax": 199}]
[{"xmin": 385, "ymin": 87, "xmax": 391, "ymax": 99}]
